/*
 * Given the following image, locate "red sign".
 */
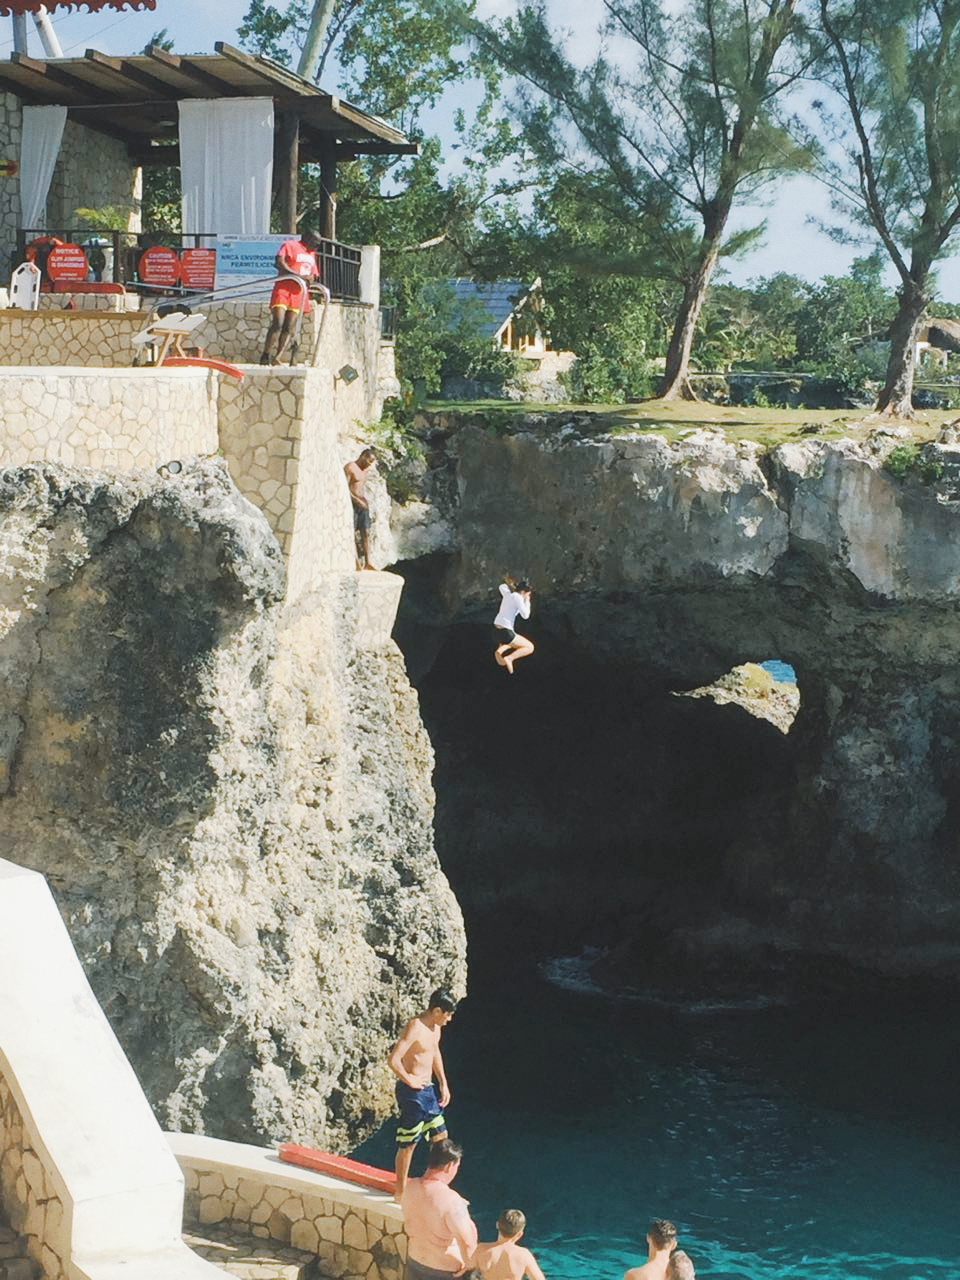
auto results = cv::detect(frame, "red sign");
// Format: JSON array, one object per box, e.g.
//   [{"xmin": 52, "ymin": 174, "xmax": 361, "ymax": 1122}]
[
  {"xmin": 46, "ymin": 242, "xmax": 88, "ymax": 283},
  {"xmin": 139, "ymin": 245, "xmax": 180, "ymax": 287},
  {"xmin": 180, "ymin": 247, "xmax": 216, "ymax": 290},
  {"xmin": 0, "ymin": 160, "xmax": 17, "ymax": 177}
]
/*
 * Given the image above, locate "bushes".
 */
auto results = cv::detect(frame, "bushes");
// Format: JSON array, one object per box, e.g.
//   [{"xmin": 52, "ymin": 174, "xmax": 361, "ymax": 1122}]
[{"xmin": 883, "ymin": 444, "xmax": 944, "ymax": 484}]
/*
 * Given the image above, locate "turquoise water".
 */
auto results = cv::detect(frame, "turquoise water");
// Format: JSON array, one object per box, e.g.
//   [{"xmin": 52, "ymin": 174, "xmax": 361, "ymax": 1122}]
[
  {"xmin": 759, "ymin": 660, "xmax": 797, "ymax": 685},
  {"xmin": 356, "ymin": 962, "xmax": 960, "ymax": 1280}
]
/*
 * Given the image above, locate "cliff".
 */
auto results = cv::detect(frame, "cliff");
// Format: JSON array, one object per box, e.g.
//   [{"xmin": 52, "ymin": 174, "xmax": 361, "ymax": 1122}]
[
  {"xmin": 386, "ymin": 414, "xmax": 960, "ymax": 986},
  {"xmin": 0, "ymin": 459, "xmax": 465, "ymax": 1147}
]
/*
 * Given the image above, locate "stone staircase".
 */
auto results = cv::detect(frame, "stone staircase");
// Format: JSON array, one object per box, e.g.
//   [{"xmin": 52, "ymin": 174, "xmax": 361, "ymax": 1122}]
[
  {"xmin": 0, "ymin": 1207, "xmax": 36, "ymax": 1280},
  {"xmin": 184, "ymin": 1225, "xmax": 318, "ymax": 1280}
]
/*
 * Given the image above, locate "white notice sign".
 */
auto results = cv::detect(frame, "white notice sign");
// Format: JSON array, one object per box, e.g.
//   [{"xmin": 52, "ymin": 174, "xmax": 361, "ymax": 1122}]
[{"xmin": 213, "ymin": 234, "xmax": 296, "ymax": 294}]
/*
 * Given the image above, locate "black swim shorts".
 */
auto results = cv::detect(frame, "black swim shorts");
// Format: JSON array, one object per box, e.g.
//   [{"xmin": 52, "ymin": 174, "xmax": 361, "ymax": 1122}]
[
  {"xmin": 494, "ymin": 625, "xmax": 516, "ymax": 645},
  {"xmin": 395, "ymin": 1081, "xmax": 447, "ymax": 1148},
  {"xmin": 353, "ymin": 503, "xmax": 371, "ymax": 532}
]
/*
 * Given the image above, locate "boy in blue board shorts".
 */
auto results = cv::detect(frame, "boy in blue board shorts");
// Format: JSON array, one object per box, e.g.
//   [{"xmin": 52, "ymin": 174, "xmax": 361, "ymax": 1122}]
[{"xmin": 388, "ymin": 989, "xmax": 458, "ymax": 1197}]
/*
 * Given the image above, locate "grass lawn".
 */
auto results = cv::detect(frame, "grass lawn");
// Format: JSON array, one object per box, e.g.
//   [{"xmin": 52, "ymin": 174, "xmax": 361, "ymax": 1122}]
[{"xmin": 422, "ymin": 397, "xmax": 959, "ymax": 447}]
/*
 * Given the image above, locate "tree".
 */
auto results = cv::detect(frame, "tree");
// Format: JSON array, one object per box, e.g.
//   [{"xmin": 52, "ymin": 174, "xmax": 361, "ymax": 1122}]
[
  {"xmin": 817, "ymin": 0, "xmax": 960, "ymax": 415},
  {"xmin": 470, "ymin": 0, "xmax": 816, "ymax": 399}
]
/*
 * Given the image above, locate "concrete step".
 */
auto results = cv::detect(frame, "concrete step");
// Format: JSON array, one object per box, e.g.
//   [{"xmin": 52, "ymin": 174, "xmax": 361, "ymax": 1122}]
[{"xmin": 184, "ymin": 1226, "xmax": 318, "ymax": 1280}]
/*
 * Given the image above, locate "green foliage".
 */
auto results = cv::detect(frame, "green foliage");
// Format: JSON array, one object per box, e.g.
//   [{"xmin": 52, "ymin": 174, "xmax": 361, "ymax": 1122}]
[
  {"xmin": 794, "ymin": 255, "xmax": 896, "ymax": 363},
  {"xmin": 816, "ymin": 1, "xmax": 960, "ymax": 409},
  {"xmin": 73, "ymin": 206, "xmax": 134, "ymax": 231},
  {"xmin": 141, "ymin": 167, "xmax": 181, "ymax": 236},
  {"xmin": 471, "ymin": 0, "xmax": 818, "ymax": 390},
  {"xmin": 883, "ymin": 443, "xmax": 945, "ymax": 483},
  {"xmin": 362, "ymin": 407, "xmax": 426, "ymax": 503},
  {"xmin": 385, "ymin": 277, "xmax": 523, "ymax": 396}
]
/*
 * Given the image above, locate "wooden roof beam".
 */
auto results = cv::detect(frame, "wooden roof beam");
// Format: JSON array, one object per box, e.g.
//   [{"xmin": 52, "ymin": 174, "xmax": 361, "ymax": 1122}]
[
  {"xmin": 214, "ymin": 41, "xmax": 322, "ymax": 99},
  {"xmin": 83, "ymin": 49, "xmax": 180, "ymax": 100},
  {"xmin": 9, "ymin": 53, "xmax": 99, "ymax": 104},
  {"xmin": 145, "ymin": 47, "xmax": 240, "ymax": 98}
]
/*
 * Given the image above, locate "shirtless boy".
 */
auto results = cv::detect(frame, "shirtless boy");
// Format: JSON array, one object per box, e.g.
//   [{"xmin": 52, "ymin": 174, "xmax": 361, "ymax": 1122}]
[
  {"xmin": 389, "ymin": 989, "xmax": 457, "ymax": 1196},
  {"xmin": 623, "ymin": 1220, "xmax": 678, "ymax": 1280},
  {"xmin": 473, "ymin": 1210, "xmax": 546, "ymax": 1280},
  {"xmin": 344, "ymin": 448, "xmax": 377, "ymax": 569}
]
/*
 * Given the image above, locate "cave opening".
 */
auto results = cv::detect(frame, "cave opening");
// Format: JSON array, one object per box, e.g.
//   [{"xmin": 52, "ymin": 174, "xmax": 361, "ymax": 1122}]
[{"xmin": 397, "ymin": 609, "xmax": 806, "ymax": 1002}]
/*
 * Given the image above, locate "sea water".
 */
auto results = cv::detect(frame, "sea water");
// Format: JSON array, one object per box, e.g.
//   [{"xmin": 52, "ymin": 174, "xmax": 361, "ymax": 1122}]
[
  {"xmin": 759, "ymin": 660, "xmax": 797, "ymax": 685},
  {"xmin": 355, "ymin": 960, "xmax": 960, "ymax": 1280}
]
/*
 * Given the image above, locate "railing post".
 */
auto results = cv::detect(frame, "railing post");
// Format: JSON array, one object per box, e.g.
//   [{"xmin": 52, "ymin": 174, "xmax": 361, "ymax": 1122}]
[{"xmin": 359, "ymin": 245, "xmax": 380, "ymax": 308}]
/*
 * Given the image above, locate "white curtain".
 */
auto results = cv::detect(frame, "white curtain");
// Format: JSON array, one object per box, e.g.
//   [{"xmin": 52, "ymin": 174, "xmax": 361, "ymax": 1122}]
[
  {"xmin": 19, "ymin": 105, "xmax": 67, "ymax": 228},
  {"xmin": 179, "ymin": 98, "xmax": 274, "ymax": 236}
]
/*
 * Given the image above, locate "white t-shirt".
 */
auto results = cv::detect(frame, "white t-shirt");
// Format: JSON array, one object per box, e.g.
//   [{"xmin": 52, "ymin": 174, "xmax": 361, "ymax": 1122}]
[{"xmin": 494, "ymin": 583, "xmax": 530, "ymax": 630}]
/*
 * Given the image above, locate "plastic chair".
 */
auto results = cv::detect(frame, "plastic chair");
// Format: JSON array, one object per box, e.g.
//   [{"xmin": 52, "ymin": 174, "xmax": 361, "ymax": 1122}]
[{"xmin": 9, "ymin": 262, "xmax": 41, "ymax": 311}]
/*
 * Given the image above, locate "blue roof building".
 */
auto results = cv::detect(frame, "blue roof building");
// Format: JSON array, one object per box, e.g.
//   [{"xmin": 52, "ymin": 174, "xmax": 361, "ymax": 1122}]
[{"xmin": 448, "ymin": 277, "xmax": 548, "ymax": 353}]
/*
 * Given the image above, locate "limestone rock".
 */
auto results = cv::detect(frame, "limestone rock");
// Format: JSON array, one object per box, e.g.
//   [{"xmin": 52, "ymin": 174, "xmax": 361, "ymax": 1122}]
[{"xmin": 0, "ymin": 459, "xmax": 465, "ymax": 1147}]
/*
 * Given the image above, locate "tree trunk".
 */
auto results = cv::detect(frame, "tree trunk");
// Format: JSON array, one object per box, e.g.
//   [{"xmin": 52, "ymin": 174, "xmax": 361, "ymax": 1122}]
[
  {"xmin": 661, "ymin": 228, "xmax": 723, "ymax": 401},
  {"xmin": 876, "ymin": 279, "xmax": 930, "ymax": 417}
]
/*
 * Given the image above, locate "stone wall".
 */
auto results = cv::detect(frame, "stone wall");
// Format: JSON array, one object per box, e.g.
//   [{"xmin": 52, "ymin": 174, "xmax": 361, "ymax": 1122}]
[
  {"xmin": 0, "ymin": 366, "xmax": 219, "ymax": 469},
  {"xmin": 0, "ymin": 311, "xmax": 147, "ymax": 366},
  {"xmin": 0, "ymin": 96, "xmax": 20, "ymax": 278},
  {"xmin": 0, "ymin": 1071, "xmax": 64, "ymax": 1280},
  {"xmin": 0, "ymin": 859, "xmax": 222, "ymax": 1280},
  {"xmin": 46, "ymin": 121, "xmax": 141, "ymax": 234},
  {"xmin": 217, "ymin": 368, "xmax": 357, "ymax": 595},
  {"xmin": 171, "ymin": 1134, "xmax": 405, "ymax": 1280},
  {"xmin": 0, "ymin": 102, "xmax": 141, "ymax": 271}
]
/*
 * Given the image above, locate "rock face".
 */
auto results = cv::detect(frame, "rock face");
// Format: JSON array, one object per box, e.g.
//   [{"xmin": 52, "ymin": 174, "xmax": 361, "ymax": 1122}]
[
  {"xmin": 0, "ymin": 460, "xmax": 465, "ymax": 1147},
  {"xmin": 387, "ymin": 416, "xmax": 960, "ymax": 984}
]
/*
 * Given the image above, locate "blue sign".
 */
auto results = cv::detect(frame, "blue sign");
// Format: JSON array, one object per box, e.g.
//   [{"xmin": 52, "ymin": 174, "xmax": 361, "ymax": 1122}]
[{"xmin": 214, "ymin": 234, "xmax": 297, "ymax": 295}]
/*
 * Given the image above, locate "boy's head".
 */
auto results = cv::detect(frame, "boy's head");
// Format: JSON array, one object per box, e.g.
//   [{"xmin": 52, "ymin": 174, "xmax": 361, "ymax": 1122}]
[
  {"xmin": 497, "ymin": 1209, "xmax": 526, "ymax": 1240},
  {"xmin": 426, "ymin": 1138, "xmax": 462, "ymax": 1172},
  {"xmin": 427, "ymin": 988, "xmax": 458, "ymax": 1023},
  {"xmin": 647, "ymin": 1221, "xmax": 677, "ymax": 1253}
]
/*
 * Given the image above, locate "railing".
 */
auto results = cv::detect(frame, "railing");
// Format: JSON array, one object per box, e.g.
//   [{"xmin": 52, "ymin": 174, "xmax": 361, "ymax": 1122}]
[
  {"xmin": 316, "ymin": 238, "xmax": 361, "ymax": 301},
  {"xmin": 15, "ymin": 230, "xmax": 363, "ymax": 302}
]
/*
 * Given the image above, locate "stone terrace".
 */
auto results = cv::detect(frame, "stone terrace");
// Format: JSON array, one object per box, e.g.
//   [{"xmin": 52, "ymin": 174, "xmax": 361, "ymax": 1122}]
[{"xmin": 171, "ymin": 1134, "xmax": 405, "ymax": 1280}]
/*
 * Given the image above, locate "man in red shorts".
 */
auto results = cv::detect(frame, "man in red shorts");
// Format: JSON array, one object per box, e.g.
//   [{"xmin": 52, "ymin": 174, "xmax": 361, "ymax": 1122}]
[{"xmin": 259, "ymin": 229, "xmax": 323, "ymax": 365}]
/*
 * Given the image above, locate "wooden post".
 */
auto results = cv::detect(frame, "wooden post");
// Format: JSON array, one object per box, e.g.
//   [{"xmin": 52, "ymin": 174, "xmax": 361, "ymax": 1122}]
[
  {"xmin": 319, "ymin": 144, "xmax": 337, "ymax": 241},
  {"xmin": 277, "ymin": 111, "xmax": 300, "ymax": 234}
]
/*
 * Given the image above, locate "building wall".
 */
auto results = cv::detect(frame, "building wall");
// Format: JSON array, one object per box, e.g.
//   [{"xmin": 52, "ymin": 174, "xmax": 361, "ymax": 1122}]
[
  {"xmin": 0, "ymin": 103, "xmax": 141, "ymax": 273},
  {"xmin": 0, "ymin": 311, "xmax": 152, "ymax": 366},
  {"xmin": 217, "ymin": 368, "xmax": 357, "ymax": 590},
  {"xmin": 0, "ymin": 94, "xmax": 22, "ymax": 278},
  {"xmin": 171, "ymin": 1133, "xmax": 406, "ymax": 1280},
  {"xmin": 0, "ymin": 1069, "xmax": 68, "ymax": 1280},
  {"xmin": 0, "ymin": 859, "xmax": 222, "ymax": 1280},
  {"xmin": 46, "ymin": 120, "xmax": 142, "ymax": 234},
  {"xmin": 0, "ymin": 366, "xmax": 219, "ymax": 470}
]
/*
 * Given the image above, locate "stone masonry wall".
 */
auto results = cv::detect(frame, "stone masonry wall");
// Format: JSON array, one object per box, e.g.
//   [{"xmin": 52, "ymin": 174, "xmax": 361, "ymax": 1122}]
[
  {"xmin": 0, "ymin": 1070, "xmax": 66, "ymax": 1280},
  {"xmin": 0, "ymin": 312, "xmax": 148, "ymax": 366},
  {"xmin": 0, "ymin": 95, "xmax": 22, "ymax": 275},
  {"xmin": 171, "ymin": 1135, "xmax": 405, "ymax": 1280},
  {"xmin": 42, "ymin": 121, "xmax": 141, "ymax": 235},
  {"xmin": 217, "ymin": 368, "xmax": 357, "ymax": 594},
  {"xmin": 0, "ymin": 366, "xmax": 219, "ymax": 469}
]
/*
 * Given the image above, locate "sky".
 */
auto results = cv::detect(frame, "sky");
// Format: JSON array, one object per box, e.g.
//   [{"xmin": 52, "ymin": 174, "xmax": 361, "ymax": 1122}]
[{"xmin": 4, "ymin": 0, "xmax": 960, "ymax": 300}]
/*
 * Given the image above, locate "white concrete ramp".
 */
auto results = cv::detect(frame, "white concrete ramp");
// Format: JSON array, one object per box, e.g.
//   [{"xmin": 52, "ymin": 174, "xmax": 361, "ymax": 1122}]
[{"xmin": 0, "ymin": 859, "xmax": 221, "ymax": 1280}]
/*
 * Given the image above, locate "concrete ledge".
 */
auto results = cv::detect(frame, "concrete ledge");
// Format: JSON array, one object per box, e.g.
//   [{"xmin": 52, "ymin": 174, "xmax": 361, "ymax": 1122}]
[
  {"xmin": 169, "ymin": 1133, "xmax": 405, "ymax": 1280},
  {"xmin": 0, "ymin": 859, "xmax": 222, "ymax": 1280}
]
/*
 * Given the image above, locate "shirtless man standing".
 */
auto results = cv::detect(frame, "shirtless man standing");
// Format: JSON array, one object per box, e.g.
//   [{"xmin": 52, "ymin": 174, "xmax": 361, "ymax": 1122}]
[
  {"xmin": 389, "ymin": 989, "xmax": 457, "ymax": 1196},
  {"xmin": 473, "ymin": 1210, "xmax": 546, "ymax": 1280},
  {"xmin": 344, "ymin": 448, "xmax": 377, "ymax": 570},
  {"xmin": 623, "ymin": 1221, "xmax": 678, "ymax": 1280}
]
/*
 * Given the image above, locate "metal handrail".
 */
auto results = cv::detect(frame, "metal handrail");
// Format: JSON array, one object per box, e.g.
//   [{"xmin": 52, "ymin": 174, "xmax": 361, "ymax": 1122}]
[{"xmin": 169, "ymin": 273, "xmax": 332, "ymax": 367}]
